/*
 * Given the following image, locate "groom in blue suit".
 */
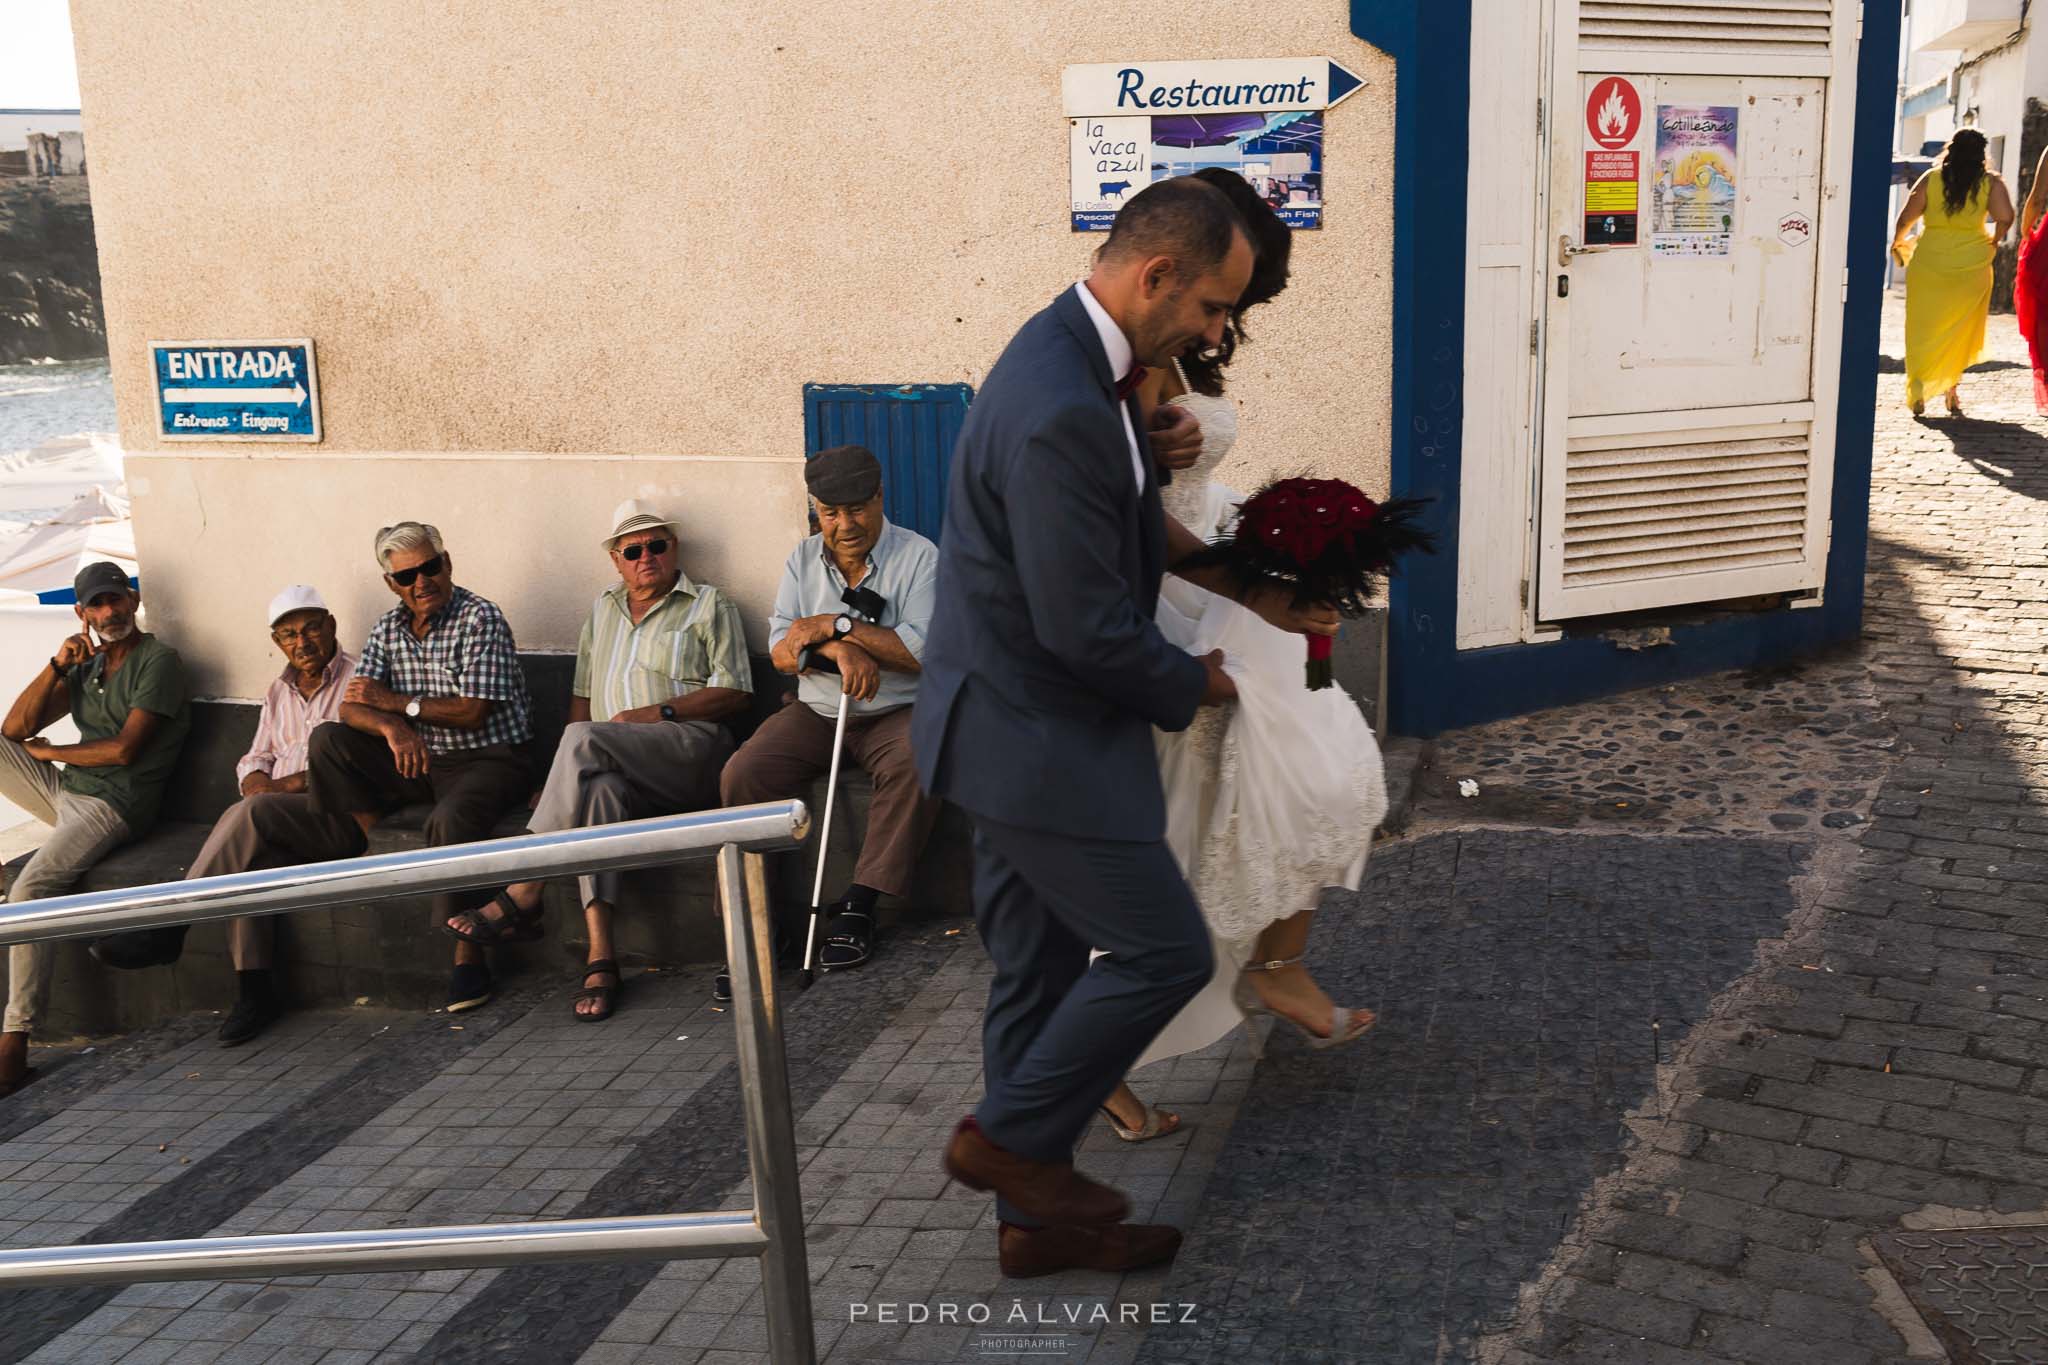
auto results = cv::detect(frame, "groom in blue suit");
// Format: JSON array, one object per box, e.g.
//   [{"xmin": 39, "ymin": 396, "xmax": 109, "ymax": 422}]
[{"xmin": 915, "ymin": 177, "xmax": 1330, "ymax": 1278}]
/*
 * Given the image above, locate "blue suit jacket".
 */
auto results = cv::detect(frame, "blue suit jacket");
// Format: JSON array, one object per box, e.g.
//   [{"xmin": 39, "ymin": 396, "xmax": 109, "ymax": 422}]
[{"xmin": 912, "ymin": 289, "xmax": 1209, "ymax": 842}]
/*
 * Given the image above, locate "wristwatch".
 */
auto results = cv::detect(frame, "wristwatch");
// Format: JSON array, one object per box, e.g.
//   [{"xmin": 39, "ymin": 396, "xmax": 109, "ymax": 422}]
[
  {"xmin": 832, "ymin": 613, "xmax": 857, "ymax": 639},
  {"xmin": 404, "ymin": 695, "xmax": 423, "ymax": 719},
  {"xmin": 659, "ymin": 703, "xmax": 678, "ymax": 722}
]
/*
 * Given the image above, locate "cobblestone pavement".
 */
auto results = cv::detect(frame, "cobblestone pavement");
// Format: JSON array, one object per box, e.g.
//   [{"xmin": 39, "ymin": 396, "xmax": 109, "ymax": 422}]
[
  {"xmin": 1472, "ymin": 305, "xmax": 2048, "ymax": 1365},
  {"xmin": 13, "ymin": 297, "xmax": 2048, "ymax": 1363},
  {"xmin": 1403, "ymin": 650, "xmax": 1892, "ymax": 839}
]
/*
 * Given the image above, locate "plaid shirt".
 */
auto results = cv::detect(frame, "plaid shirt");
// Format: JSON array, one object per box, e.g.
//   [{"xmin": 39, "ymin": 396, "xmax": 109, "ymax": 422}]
[{"xmin": 357, "ymin": 585, "xmax": 532, "ymax": 752}]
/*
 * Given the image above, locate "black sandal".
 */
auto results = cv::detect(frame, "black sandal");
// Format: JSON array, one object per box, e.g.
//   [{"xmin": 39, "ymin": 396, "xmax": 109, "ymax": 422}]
[
  {"xmin": 574, "ymin": 959, "xmax": 622, "ymax": 1023},
  {"xmin": 819, "ymin": 909, "xmax": 874, "ymax": 971},
  {"xmin": 444, "ymin": 891, "xmax": 541, "ymax": 947}
]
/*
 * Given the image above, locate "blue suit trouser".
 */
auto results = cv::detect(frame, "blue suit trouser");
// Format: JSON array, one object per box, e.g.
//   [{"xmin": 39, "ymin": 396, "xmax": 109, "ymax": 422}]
[{"xmin": 968, "ymin": 812, "xmax": 1214, "ymax": 1227}]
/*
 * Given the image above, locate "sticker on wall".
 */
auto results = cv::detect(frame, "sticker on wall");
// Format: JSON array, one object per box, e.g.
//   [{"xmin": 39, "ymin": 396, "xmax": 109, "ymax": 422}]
[
  {"xmin": 1650, "ymin": 105, "xmax": 1739, "ymax": 257},
  {"xmin": 1585, "ymin": 77, "xmax": 1642, "ymax": 151},
  {"xmin": 1063, "ymin": 58, "xmax": 1364, "ymax": 231},
  {"xmin": 1584, "ymin": 151, "xmax": 1640, "ymax": 246},
  {"xmin": 1777, "ymin": 211, "xmax": 1813, "ymax": 247},
  {"xmin": 1581, "ymin": 78, "xmax": 1643, "ymax": 247},
  {"xmin": 151, "ymin": 339, "xmax": 321, "ymax": 442}
]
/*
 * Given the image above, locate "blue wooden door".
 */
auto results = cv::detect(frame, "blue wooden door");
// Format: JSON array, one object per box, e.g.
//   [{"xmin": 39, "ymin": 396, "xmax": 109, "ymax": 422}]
[{"xmin": 802, "ymin": 383, "xmax": 972, "ymax": 542}]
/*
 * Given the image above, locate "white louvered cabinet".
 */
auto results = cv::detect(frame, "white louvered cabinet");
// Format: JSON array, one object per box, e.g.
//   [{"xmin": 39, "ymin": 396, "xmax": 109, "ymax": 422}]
[{"xmin": 1531, "ymin": 0, "xmax": 1856, "ymax": 621}]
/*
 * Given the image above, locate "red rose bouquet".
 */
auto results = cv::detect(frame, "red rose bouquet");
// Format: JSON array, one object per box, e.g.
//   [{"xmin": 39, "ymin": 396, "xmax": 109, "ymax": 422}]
[{"xmin": 1180, "ymin": 478, "xmax": 1433, "ymax": 689}]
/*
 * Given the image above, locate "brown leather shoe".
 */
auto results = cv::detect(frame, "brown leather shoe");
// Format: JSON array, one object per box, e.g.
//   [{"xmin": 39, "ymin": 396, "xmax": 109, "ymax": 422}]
[
  {"xmin": 998, "ymin": 1221, "xmax": 1184, "ymax": 1278},
  {"xmin": 943, "ymin": 1117, "xmax": 1129, "ymax": 1227}
]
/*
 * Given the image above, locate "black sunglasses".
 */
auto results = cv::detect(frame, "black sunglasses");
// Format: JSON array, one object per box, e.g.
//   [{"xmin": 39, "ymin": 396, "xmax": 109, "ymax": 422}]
[
  {"xmin": 387, "ymin": 554, "xmax": 447, "ymax": 587},
  {"xmin": 618, "ymin": 538, "xmax": 670, "ymax": 561}
]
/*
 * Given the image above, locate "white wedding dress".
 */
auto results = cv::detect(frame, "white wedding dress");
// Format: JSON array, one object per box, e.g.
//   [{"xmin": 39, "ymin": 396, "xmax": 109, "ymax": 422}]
[{"xmin": 1130, "ymin": 365, "xmax": 1389, "ymax": 1070}]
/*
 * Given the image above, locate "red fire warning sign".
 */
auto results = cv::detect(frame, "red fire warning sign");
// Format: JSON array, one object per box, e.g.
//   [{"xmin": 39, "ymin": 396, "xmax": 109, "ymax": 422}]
[{"xmin": 1586, "ymin": 77, "xmax": 1642, "ymax": 150}]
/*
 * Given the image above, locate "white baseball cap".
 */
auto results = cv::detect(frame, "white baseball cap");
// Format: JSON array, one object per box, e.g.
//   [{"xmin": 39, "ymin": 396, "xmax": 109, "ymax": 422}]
[
  {"xmin": 602, "ymin": 498, "xmax": 676, "ymax": 547},
  {"xmin": 266, "ymin": 584, "xmax": 329, "ymax": 627}
]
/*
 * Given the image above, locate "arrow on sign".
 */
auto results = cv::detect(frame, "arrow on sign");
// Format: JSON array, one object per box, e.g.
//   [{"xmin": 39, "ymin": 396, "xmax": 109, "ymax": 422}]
[
  {"xmin": 1328, "ymin": 60, "xmax": 1364, "ymax": 110},
  {"xmin": 161, "ymin": 383, "xmax": 308, "ymax": 407}
]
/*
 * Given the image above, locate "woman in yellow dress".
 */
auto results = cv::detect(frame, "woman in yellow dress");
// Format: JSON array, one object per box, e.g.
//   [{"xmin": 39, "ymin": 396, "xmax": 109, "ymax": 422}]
[{"xmin": 1892, "ymin": 128, "xmax": 2014, "ymax": 417}]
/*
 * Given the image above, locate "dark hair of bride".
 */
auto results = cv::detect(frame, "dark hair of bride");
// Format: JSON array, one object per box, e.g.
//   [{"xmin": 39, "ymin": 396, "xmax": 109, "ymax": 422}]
[
  {"xmin": 1941, "ymin": 128, "xmax": 1990, "ymax": 217},
  {"xmin": 1179, "ymin": 168, "xmax": 1293, "ymax": 397}
]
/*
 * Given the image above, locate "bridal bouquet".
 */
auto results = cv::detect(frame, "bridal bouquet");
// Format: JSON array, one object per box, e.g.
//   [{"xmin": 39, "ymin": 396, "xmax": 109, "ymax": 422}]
[{"xmin": 1182, "ymin": 477, "xmax": 1433, "ymax": 689}]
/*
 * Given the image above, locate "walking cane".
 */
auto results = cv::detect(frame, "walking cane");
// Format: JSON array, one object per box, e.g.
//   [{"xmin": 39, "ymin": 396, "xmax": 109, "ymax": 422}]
[{"xmin": 800, "ymin": 680, "xmax": 853, "ymax": 989}]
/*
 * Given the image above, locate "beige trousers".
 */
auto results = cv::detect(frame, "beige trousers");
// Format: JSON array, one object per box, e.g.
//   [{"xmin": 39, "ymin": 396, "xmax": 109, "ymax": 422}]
[{"xmin": 0, "ymin": 738, "xmax": 130, "ymax": 1034}]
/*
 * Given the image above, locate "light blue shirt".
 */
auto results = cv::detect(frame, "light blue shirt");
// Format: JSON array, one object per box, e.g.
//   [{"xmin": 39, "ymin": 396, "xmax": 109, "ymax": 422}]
[{"xmin": 769, "ymin": 519, "xmax": 939, "ymax": 718}]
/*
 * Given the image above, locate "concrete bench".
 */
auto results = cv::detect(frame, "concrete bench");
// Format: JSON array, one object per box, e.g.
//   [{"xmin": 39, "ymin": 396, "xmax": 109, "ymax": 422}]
[{"xmin": 6, "ymin": 653, "xmax": 972, "ymax": 1036}]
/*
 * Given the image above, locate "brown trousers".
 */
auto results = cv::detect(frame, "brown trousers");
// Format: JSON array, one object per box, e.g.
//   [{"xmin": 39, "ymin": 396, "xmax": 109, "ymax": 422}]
[
  {"xmin": 307, "ymin": 723, "xmax": 531, "ymax": 921},
  {"xmin": 188, "ymin": 793, "xmax": 365, "ymax": 969},
  {"xmin": 718, "ymin": 701, "xmax": 937, "ymax": 898}
]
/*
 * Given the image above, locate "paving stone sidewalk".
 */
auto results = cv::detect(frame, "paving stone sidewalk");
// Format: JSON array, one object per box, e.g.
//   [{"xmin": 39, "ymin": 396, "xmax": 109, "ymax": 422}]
[{"xmin": 10, "ymin": 296, "xmax": 2046, "ymax": 1364}]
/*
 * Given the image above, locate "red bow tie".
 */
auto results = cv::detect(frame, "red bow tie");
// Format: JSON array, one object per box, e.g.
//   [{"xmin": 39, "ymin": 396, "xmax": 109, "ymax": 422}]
[{"xmin": 1115, "ymin": 365, "xmax": 1147, "ymax": 401}]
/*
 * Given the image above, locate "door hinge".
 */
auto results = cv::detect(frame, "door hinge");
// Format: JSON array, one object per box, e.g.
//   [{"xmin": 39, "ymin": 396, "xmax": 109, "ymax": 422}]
[
  {"xmin": 1537, "ymin": 98, "xmax": 1545, "ymax": 137},
  {"xmin": 1530, "ymin": 319, "xmax": 1539, "ymax": 354},
  {"xmin": 1856, "ymin": 0, "xmax": 1864, "ymax": 43},
  {"xmin": 1841, "ymin": 266, "xmax": 1850, "ymax": 304},
  {"xmin": 1520, "ymin": 579, "xmax": 1530, "ymax": 608}
]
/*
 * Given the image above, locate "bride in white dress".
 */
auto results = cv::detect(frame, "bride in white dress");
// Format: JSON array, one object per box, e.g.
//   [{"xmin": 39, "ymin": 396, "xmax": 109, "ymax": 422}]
[{"xmin": 1098, "ymin": 169, "xmax": 1388, "ymax": 1143}]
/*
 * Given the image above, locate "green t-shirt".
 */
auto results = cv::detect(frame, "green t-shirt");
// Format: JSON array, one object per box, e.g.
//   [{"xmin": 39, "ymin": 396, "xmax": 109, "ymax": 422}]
[{"xmin": 59, "ymin": 634, "xmax": 190, "ymax": 835}]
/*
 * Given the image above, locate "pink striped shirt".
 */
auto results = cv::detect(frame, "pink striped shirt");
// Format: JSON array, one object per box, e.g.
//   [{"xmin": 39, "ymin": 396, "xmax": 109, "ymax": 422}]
[{"xmin": 235, "ymin": 651, "xmax": 357, "ymax": 783}]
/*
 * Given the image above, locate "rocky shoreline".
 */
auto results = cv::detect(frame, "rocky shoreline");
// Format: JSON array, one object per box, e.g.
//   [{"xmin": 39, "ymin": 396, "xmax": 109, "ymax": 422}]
[{"xmin": 0, "ymin": 178, "xmax": 105, "ymax": 364}]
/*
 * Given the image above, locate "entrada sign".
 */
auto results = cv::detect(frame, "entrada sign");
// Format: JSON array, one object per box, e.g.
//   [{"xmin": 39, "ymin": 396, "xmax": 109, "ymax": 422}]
[{"xmin": 151, "ymin": 339, "xmax": 321, "ymax": 442}]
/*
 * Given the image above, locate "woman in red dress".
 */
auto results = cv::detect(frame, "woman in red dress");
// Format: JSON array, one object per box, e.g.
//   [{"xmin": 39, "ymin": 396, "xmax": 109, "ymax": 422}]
[{"xmin": 2015, "ymin": 146, "xmax": 2048, "ymax": 413}]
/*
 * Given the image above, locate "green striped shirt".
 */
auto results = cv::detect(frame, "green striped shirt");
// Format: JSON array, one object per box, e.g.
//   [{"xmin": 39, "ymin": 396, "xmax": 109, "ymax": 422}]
[{"xmin": 572, "ymin": 573, "xmax": 752, "ymax": 723}]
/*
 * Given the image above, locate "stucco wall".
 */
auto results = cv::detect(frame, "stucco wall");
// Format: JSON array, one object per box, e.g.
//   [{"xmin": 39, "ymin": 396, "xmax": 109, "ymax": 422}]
[{"xmin": 71, "ymin": 0, "xmax": 1395, "ymax": 697}]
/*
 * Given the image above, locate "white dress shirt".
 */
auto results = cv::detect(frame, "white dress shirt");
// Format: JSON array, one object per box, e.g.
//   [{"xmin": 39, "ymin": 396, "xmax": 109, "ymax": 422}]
[{"xmin": 1073, "ymin": 282, "xmax": 1148, "ymax": 494}]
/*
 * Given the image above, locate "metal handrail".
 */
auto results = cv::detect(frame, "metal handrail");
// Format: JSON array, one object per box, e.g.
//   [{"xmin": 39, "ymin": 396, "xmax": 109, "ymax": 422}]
[
  {"xmin": 0, "ymin": 800, "xmax": 808, "ymax": 945},
  {"xmin": 0, "ymin": 801, "xmax": 818, "ymax": 1364}
]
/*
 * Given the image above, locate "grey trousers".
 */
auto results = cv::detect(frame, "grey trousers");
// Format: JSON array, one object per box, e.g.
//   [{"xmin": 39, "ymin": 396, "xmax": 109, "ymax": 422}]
[
  {"xmin": 526, "ymin": 720, "xmax": 733, "ymax": 908},
  {"xmin": 0, "ymin": 738, "xmax": 130, "ymax": 1034},
  {"xmin": 188, "ymin": 793, "xmax": 365, "ymax": 969},
  {"xmin": 968, "ymin": 812, "xmax": 1213, "ymax": 1228}
]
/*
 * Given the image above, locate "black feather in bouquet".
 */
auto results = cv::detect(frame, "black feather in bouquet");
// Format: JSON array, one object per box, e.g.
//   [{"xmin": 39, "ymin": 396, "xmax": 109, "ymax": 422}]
[{"xmin": 1179, "ymin": 477, "xmax": 1434, "ymax": 689}]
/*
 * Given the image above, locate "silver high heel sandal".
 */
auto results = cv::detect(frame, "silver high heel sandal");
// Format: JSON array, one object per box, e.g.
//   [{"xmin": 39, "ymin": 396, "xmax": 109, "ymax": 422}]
[
  {"xmin": 1099, "ymin": 1101, "xmax": 1182, "ymax": 1143},
  {"xmin": 1232, "ymin": 954, "xmax": 1376, "ymax": 1056}
]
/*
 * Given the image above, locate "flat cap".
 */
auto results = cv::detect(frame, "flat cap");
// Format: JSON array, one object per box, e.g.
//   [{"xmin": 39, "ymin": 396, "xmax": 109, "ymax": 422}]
[
  {"xmin": 73, "ymin": 561, "xmax": 132, "ymax": 605},
  {"xmin": 804, "ymin": 445, "xmax": 882, "ymax": 506}
]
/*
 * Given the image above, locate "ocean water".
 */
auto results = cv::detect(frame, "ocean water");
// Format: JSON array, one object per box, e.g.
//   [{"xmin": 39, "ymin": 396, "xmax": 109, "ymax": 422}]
[
  {"xmin": 0, "ymin": 358, "xmax": 115, "ymax": 465},
  {"xmin": 0, "ymin": 359, "xmax": 118, "ymax": 833}
]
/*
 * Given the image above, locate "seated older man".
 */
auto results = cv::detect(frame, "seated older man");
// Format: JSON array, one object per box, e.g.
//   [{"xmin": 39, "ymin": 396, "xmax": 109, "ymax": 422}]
[
  {"xmin": 0, "ymin": 562, "xmax": 189, "ymax": 1093},
  {"xmin": 720, "ymin": 445, "xmax": 940, "ymax": 989},
  {"xmin": 94, "ymin": 586, "xmax": 362, "ymax": 1046},
  {"xmin": 457, "ymin": 499, "xmax": 752, "ymax": 1021},
  {"xmin": 306, "ymin": 521, "xmax": 533, "ymax": 1015}
]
